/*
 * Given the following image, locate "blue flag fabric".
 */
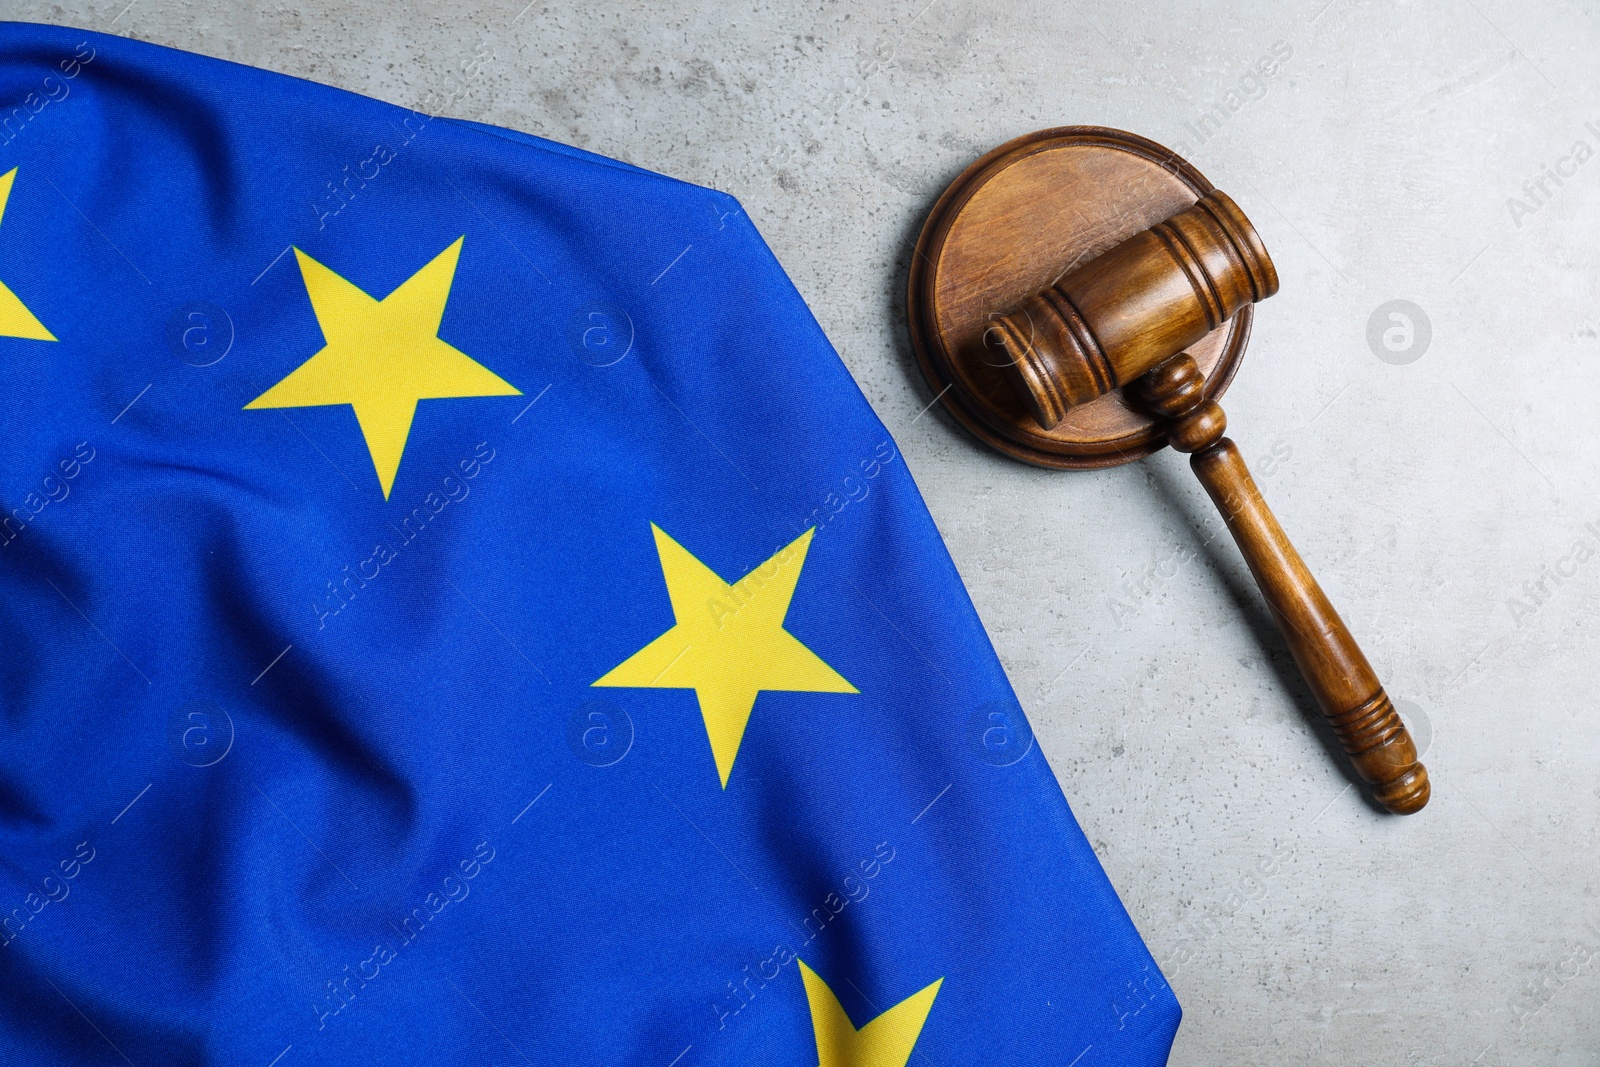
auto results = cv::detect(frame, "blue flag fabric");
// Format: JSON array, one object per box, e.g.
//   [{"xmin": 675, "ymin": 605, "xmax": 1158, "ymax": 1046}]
[{"xmin": 0, "ymin": 22, "xmax": 1180, "ymax": 1066}]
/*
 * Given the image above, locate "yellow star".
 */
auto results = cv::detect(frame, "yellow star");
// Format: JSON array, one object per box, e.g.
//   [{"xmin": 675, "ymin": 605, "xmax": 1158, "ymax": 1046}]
[
  {"xmin": 246, "ymin": 237, "xmax": 520, "ymax": 498},
  {"xmin": 0, "ymin": 168, "xmax": 56, "ymax": 342},
  {"xmin": 594, "ymin": 524, "xmax": 857, "ymax": 787},
  {"xmin": 800, "ymin": 960, "xmax": 942, "ymax": 1067}
]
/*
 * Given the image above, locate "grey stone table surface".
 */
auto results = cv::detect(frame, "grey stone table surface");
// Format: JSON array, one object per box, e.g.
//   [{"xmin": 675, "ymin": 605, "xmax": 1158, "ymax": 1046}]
[{"xmin": 9, "ymin": 0, "xmax": 1598, "ymax": 1063}]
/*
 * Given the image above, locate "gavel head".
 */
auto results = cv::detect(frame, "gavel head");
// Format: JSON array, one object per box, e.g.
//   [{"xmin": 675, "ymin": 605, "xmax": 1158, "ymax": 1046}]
[{"xmin": 986, "ymin": 190, "xmax": 1279, "ymax": 430}]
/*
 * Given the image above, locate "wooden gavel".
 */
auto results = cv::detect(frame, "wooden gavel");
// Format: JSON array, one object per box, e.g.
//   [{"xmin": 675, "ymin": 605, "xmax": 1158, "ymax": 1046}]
[{"xmin": 983, "ymin": 189, "xmax": 1429, "ymax": 814}]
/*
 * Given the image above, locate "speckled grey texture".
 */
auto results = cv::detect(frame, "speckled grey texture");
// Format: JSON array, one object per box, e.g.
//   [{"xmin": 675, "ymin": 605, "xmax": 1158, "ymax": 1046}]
[{"xmin": 7, "ymin": 1, "xmax": 1599, "ymax": 1063}]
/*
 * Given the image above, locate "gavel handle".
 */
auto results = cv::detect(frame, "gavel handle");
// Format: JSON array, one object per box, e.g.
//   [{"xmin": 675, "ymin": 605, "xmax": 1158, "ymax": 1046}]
[{"xmin": 1140, "ymin": 355, "xmax": 1430, "ymax": 814}]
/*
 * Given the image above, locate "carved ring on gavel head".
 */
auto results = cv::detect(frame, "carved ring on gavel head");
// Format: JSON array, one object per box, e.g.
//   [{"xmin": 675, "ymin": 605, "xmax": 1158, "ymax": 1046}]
[
  {"xmin": 991, "ymin": 190, "xmax": 1277, "ymax": 428},
  {"xmin": 907, "ymin": 126, "xmax": 1429, "ymax": 815}
]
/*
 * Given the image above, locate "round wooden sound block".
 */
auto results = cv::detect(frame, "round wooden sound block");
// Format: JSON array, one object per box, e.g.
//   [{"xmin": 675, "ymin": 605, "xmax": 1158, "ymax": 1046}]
[{"xmin": 906, "ymin": 126, "xmax": 1252, "ymax": 468}]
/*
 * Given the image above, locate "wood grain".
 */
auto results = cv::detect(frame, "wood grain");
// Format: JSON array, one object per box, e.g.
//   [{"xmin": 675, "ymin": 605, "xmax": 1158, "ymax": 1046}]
[
  {"xmin": 1141, "ymin": 356, "xmax": 1430, "ymax": 815},
  {"xmin": 993, "ymin": 190, "xmax": 1277, "ymax": 429},
  {"xmin": 905, "ymin": 126, "xmax": 1430, "ymax": 813},
  {"xmin": 906, "ymin": 127, "xmax": 1251, "ymax": 468}
]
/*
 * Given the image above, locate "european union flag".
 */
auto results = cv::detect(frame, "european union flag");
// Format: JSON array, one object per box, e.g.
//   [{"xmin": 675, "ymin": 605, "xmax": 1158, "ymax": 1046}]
[{"xmin": 0, "ymin": 22, "xmax": 1180, "ymax": 1066}]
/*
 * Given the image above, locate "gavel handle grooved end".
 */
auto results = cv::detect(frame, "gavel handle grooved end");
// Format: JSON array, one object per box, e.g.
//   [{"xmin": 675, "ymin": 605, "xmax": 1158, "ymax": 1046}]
[{"xmin": 1326, "ymin": 691, "xmax": 1430, "ymax": 814}]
